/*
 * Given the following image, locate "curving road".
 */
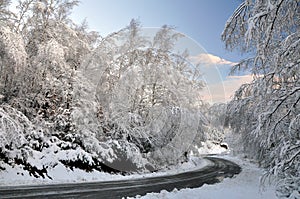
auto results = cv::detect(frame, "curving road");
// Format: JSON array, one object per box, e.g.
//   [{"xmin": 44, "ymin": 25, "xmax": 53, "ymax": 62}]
[{"xmin": 0, "ymin": 157, "xmax": 241, "ymax": 199}]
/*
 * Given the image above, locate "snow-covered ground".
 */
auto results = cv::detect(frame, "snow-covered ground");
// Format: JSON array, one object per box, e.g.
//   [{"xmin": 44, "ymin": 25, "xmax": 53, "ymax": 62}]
[
  {"xmin": 125, "ymin": 131, "xmax": 278, "ymax": 199},
  {"xmin": 0, "ymin": 139, "xmax": 224, "ymax": 186},
  {"xmin": 126, "ymin": 154, "xmax": 277, "ymax": 199},
  {"xmin": 0, "ymin": 139, "xmax": 278, "ymax": 199},
  {"xmin": 0, "ymin": 156, "xmax": 209, "ymax": 186}
]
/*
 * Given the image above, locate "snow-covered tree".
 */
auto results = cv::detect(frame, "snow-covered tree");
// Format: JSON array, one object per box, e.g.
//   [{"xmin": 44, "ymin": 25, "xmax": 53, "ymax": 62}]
[
  {"xmin": 8, "ymin": 0, "xmax": 98, "ymax": 132},
  {"xmin": 0, "ymin": 0, "xmax": 26, "ymax": 102},
  {"xmin": 222, "ymin": 0, "xmax": 299, "ymax": 197},
  {"xmin": 0, "ymin": 0, "xmax": 13, "ymax": 24},
  {"xmin": 0, "ymin": 0, "xmax": 108, "ymax": 176},
  {"xmin": 81, "ymin": 20, "xmax": 205, "ymax": 167},
  {"xmin": 203, "ymin": 103, "xmax": 227, "ymax": 142},
  {"xmin": 1, "ymin": 1, "xmax": 206, "ymax": 176},
  {"xmin": 0, "ymin": 25, "xmax": 27, "ymax": 102}
]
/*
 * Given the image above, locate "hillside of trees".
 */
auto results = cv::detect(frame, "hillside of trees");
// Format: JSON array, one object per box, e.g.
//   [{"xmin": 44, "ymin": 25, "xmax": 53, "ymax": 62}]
[{"xmin": 0, "ymin": 0, "xmax": 217, "ymax": 177}]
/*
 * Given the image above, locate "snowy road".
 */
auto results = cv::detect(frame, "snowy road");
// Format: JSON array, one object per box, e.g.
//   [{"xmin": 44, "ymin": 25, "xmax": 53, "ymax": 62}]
[{"xmin": 0, "ymin": 157, "xmax": 241, "ymax": 199}]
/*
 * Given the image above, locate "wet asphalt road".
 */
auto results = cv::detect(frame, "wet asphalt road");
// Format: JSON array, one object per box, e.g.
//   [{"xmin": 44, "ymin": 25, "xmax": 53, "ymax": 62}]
[{"xmin": 0, "ymin": 157, "xmax": 241, "ymax": 199}]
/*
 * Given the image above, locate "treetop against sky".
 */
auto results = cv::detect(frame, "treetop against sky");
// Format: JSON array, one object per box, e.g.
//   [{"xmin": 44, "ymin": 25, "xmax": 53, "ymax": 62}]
[{"xmin": 68, "ymin": 0, "xmax": 251, "ymax": 103}]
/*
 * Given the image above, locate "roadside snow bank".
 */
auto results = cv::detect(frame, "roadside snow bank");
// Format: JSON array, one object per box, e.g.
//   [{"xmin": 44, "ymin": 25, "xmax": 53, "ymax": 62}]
[
  {"xmin": 127, "ymin": 155, "xmax": 277, "ymax": 199},
  {"xmin": 0, "ymin": 157, "xmax": 209, "ymax": 186}
]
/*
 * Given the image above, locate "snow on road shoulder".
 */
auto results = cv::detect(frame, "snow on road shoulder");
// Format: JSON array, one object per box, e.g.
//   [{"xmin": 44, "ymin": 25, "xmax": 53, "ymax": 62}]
[
  {"xmin": 191, "ymin": 140, "xmax": 228, "ymax": 155},
  {"xmin": 127, "ymin": 155, "xmax": 277, "ymax": 199},
  {"xmin": 0, "ymin": 156, "xmax": 210, "ymax": 186}
]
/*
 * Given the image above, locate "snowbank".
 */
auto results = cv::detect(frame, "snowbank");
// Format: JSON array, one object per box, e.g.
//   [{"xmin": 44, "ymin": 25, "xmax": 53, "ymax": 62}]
[
  {"xmin": 126, "ymin": 155, "xmax": 277, "ymax": 199},
  {"xmin": 0, "ymin": 157, "xmax": 209, "ymax": 186}
]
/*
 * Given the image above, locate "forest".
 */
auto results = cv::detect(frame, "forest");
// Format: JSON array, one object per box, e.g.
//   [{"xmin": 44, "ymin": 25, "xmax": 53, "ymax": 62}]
[{"xmin": 0, "ymin": 0, "xmax": 299, "ymax": 198}]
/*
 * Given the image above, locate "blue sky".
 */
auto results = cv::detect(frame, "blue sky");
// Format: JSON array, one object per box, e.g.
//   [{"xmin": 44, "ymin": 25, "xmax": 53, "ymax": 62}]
[
  {"xmin": 71, "ymin": 0, "xmax": 241, "ymax": 62},
  {"xmin": 69, "ymin": 0, "xmax": 252, "ymax": 103}
]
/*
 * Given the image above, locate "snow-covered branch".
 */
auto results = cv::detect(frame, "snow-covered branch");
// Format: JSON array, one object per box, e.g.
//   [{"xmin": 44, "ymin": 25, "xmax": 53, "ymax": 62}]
[{"xmin": 223, "ymin": 0, "xmax": 300, "ymax": 197}]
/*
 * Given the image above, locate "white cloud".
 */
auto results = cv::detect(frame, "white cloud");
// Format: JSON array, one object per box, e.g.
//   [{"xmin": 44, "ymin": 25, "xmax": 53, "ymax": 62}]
[
  {"xmin": 190, "ymin": 53, "xmax": 238, "ymax": 66},
  {"xmin": 200, "ymin": 74, "xmax": 254, "ymax": 103}
]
